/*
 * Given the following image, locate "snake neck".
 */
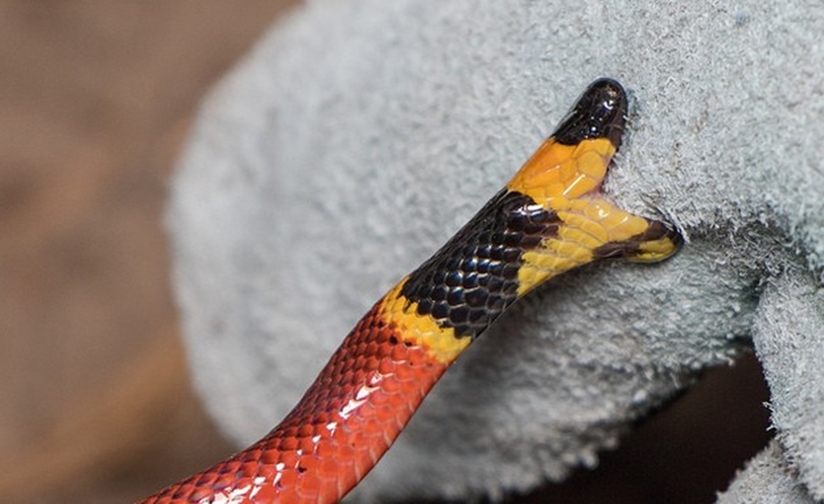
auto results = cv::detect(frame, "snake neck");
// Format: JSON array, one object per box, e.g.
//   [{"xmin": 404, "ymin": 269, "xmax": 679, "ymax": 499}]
[{"xmin": 379, "ymin": 173, "xmax": 682, "ymax": 365}]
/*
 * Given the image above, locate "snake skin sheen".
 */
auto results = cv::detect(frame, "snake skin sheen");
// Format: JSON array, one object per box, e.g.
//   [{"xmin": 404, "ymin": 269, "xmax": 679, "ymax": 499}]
[{"xmin": 140, "ymin": 78, "xmax": 682, "ymax": 504}]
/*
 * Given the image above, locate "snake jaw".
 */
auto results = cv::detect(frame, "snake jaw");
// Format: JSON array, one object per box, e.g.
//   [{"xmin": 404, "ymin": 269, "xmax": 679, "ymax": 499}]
[{"xmin": 621, "ymin": 219, "xmax": 684, "ymax": 263}]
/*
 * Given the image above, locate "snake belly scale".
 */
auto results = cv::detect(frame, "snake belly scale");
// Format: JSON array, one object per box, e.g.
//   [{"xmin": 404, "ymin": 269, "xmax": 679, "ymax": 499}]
[{"xmin": 140, "ymin": 78, "xmax": 682, "ymax": 504}]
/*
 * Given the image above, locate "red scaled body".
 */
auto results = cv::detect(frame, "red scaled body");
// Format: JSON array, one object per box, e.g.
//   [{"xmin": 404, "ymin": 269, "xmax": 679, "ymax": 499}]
[{"xmin": 143, "ymin": 301, "xmax": 448, "ymax": 504}]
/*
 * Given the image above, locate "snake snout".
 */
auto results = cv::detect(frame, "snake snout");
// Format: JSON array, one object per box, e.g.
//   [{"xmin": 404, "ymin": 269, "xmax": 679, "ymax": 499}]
[{"xmin": 554, "ymin": 77, "xmax": 627, "ymax": 149}]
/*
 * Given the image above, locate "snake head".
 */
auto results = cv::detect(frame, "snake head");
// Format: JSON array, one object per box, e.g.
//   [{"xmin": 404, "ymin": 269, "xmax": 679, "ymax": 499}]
[
  {"xmin": 504, "ymin": 79, "xmax": 682, "ymax": 291},
  {"xmin": 553, "ymin": 77, "xmax": 627, "ymax": 149},
  {"xmin": 506, "ymin": 79, "xmax": 629, "ymax": 204}
]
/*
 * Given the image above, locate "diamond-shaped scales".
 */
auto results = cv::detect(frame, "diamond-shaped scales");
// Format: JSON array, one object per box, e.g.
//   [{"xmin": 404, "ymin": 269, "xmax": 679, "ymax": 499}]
[{"xmin": 401, "ymin": 190, "xmax": 559, "ymax": 338}]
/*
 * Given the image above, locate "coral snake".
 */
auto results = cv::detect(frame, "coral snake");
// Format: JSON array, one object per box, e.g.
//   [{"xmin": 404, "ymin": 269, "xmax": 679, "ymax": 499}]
[{"xmin": 140, "ymin": 78, "xmax": 682, "ymax": 504}]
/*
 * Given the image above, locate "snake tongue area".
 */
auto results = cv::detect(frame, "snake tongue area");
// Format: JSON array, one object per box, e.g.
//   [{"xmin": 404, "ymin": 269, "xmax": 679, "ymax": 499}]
[{"xmin": 139, "ymin": 79, "xmax": 682, "ymax": 504}]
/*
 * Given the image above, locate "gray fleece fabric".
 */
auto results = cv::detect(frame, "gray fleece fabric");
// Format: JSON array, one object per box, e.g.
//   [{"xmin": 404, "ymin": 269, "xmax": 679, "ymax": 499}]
[
  {"xmin": 167, "ymin": 1, "xmax": 824, "ymax": 502},
  {"xmin": 716, "ymin": 440, "xmax": 816, "ymax": 504}
]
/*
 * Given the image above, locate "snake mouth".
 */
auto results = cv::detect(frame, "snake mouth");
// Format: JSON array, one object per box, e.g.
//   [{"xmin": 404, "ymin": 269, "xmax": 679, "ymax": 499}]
[{"xmin": 553, "ymin": 78, "xmax": 627, "ymax": 150}]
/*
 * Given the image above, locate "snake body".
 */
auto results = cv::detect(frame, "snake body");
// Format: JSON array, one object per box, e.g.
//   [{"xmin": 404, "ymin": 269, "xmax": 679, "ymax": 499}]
[{"xmin": 141, "ymin": 79, "xmax": 682, "ymax": 504}]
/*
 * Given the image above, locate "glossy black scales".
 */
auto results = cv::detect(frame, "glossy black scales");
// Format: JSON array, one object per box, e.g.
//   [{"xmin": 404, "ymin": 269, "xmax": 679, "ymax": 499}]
[
  {"xmin": 401, "ymin": 190, "xmax": 561, "ymax": 339},
  {"xmin": 553, "ymin": 77, "xmax": 626, "ymax": 147}
]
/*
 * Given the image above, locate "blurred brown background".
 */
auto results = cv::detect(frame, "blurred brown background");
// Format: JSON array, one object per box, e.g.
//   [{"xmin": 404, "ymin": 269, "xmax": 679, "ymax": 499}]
[{"xmin": 0, "ymin": 3, "xmax": 771, "ymax": 503}]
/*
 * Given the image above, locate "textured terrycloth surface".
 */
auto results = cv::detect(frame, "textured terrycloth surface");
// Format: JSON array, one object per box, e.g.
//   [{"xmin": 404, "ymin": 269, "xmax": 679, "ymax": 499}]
[
  {"xmin": 716, "ymin": 440, "xmax": 816, "ymax": 504},
  {"xmin": 167, "ymin": 0, "xmax": 824, "ymax": 502}
]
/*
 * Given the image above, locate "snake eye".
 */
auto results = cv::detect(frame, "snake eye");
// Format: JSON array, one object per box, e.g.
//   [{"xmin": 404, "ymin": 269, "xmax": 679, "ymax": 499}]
[{"xmin": 552, "ymin": 78, "xmax": 627, "ymax": 148}]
